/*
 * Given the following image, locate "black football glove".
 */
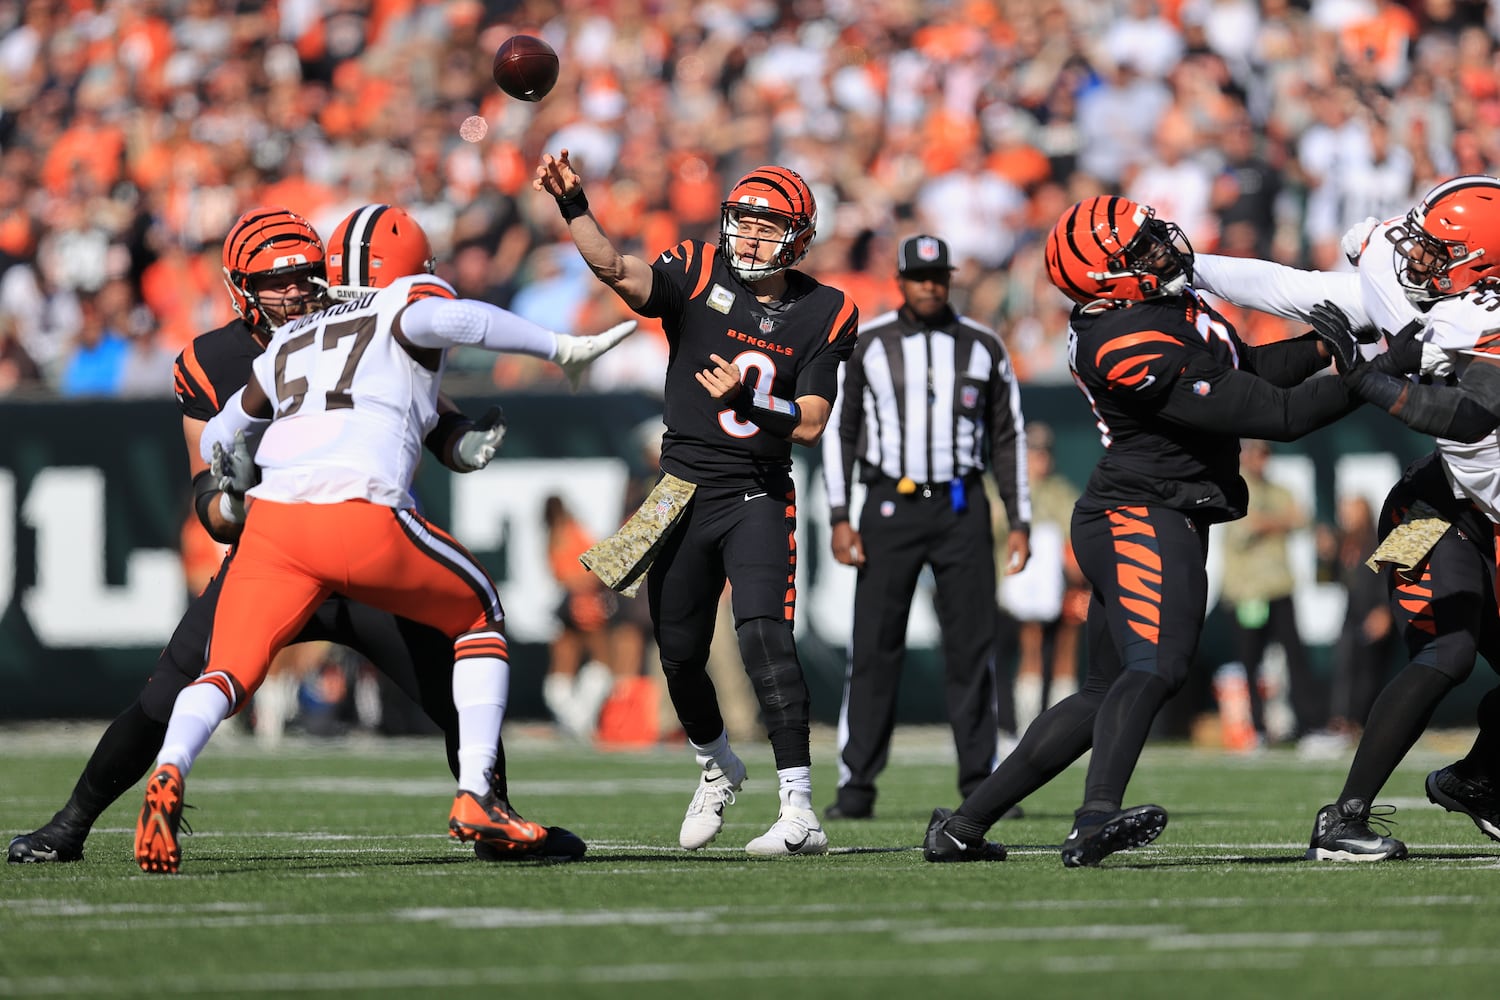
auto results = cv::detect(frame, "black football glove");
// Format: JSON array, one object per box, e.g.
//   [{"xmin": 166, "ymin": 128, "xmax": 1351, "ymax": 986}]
[
  {"xmin": 1309, "ymin": 300, "xmax": 1378, "ymax": 375},
  {"xmin": 1371, "ymin": 318, "xmax": 1425, "ymax": 377}
]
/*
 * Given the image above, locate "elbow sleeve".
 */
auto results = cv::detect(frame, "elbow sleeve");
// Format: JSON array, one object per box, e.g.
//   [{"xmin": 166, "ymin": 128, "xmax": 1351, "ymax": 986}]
[
  {"xmin": 1243, "ymin": 333, "xmax": 1326, "ymax": 387},
  {"xmin": 1159, "ymin": 365, "xmax": 1357, "ymax": 442},
  {"xmin": 1374, "ymin": 362, "xmax": 1500, "ymax": 442},
  {"xmin": 402, "ymin": 297, "xmax": 556, "ymax": 357}
]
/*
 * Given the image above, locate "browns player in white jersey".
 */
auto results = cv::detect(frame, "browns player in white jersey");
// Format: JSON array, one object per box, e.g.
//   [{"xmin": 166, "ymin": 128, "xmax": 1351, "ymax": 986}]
[
  {"xmin": 133, "ymin": 205, "xmax": 634, "ymax": 873},
  {"xmin": 1195, "ymin": 175, "xmax": 1500, "ymax": 860}
]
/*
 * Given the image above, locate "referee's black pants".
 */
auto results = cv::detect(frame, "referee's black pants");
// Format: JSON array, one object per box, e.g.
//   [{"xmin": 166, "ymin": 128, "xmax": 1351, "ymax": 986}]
[{"xmin": 833, "ymin": 477, "xmax": 997, "ymax": 814}]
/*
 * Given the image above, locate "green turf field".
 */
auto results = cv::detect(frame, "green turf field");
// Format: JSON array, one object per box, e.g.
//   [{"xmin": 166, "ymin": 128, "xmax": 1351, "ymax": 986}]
[{"xmin": 4, "ymin": 722, "xmax": 1499, "ymax": 998}]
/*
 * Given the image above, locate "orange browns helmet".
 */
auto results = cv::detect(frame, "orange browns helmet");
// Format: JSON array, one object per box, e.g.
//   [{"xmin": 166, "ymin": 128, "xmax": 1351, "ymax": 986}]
[
  {"xmin": 221, "ymin": 206, "xmax": 325, "ymax": 331},
  {"xmin": 1045, "ymin": 195, "xmax": 1194, "ymax": 308},
  {"xmin": 719, "ymin": 165, "xmax": 817, "ymax": 283},
  {"xmin": 325, "ymin": 204, "xmax": 436, "ymax": 300},
  {"xmin": 1386, "ymin": 175, "xmax": 1500, "ymax": 305}
]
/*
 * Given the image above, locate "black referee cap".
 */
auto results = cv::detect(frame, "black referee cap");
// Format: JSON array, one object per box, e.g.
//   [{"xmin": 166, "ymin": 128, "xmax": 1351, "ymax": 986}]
[{"xmin": 897, "ymin": 235, "xmax": 955, "ymax": 274}]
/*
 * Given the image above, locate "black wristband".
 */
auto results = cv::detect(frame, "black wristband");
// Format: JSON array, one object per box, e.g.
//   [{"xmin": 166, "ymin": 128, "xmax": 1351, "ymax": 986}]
[
  {"xmin": 192, "ymin": 468, "xmax": 219, "ymax": 532},
  {"xmin": 726, "ymin": 383, "xmax": 801, "ymax": 438},
  {"xmin": 424, "ymin": 410, "xmax": 473, "ymax": 462},
  {"xmin": 556, "ymin": 188, "xmax": 590, "ymax": 222}
]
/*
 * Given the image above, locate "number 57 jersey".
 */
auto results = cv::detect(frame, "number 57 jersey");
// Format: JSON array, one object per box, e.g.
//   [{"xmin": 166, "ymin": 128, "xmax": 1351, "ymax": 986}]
[{"xmin": 247, "ymin": 274, "xmax": 455, "ymax": 509}]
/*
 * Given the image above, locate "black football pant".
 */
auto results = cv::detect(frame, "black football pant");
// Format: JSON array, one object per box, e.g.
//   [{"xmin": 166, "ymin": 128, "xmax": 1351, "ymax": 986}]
[
  {"xmin": 648, "ymin": 478, "xmax": 812, "ymax": 769},
  {"xmin": 957, "ymin": 505, "xmax": 1210, "ymax": 827},
  {"xmin": 45, "ymin": 553, "xmax": 481, "ymax": 839},
  {"xmin": 1339, "ymin": 458, "xmax": 1500, "ymax": 806},
  {"xmin": 833, "ymin": 477, "xmax": 997, "ymax": 815}
]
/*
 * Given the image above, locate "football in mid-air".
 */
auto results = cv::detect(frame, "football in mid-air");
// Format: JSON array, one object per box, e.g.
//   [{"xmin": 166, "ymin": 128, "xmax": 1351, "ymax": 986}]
[{"xmin": 492, "ymin": 35, "xmax": 559, "ymax": 102}]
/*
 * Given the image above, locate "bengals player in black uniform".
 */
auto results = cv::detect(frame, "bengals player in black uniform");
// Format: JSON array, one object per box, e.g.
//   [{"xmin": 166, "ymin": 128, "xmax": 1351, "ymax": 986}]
[
  {"xmin": 535, "ymin": 152, "xmax": 857, "ymax": 855},
  {"xmin": 9, "ymin": 206, "xmax": 580, "ymax": 864},
  {"xmin": 923, "ymin": 195, "xmax": 1364, "ymax": 866}
]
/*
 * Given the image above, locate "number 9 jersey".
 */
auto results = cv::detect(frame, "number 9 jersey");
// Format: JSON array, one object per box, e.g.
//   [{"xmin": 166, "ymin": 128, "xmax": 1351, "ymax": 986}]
[
  {"xmin": 247, "ymin": 274, "xmax": 457, "ymax": 509},
  {"xmin": 640, "ymin": 239, "xmax": 859, "ymax": 487}
]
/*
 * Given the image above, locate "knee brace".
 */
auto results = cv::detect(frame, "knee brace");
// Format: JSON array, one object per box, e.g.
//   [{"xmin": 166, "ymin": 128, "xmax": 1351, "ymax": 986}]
[
  {"xmin": 658, "ymin": 649, "xmax": 710, "ymax": 682},
  {"xmin": 735, "ymin": 618, "xmax": 808, "ymax": 719}
]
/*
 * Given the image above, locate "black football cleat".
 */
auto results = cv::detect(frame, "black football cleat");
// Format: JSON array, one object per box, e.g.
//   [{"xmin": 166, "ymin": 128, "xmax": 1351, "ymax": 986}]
[
  {"xmin": 922, "ymin": 807, "xmax": 1007, "ymax": 862},
  {"xmin": 9, "ymin": 806, "xmax": 90, "ymax": 864},
  {"xmin": 1305, "ymin": 798, "xmax": 1407, "ymax": 862},
  {"xmin": 1426, "ymin": 766, "xmax": 1500, "ymax": 844},
  {"xmin": 1061, "ymin": 804, "xmax": 1168, "ymax": 868},
  {"xmin": 9, "ymin": 825, "xmax": 86, "ymax": 864}
]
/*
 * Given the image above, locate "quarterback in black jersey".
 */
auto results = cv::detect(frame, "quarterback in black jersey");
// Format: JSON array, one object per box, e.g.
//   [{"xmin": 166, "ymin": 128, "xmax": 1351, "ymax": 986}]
[
  {"xmin": 536, "ymin": 151, "xmax": 858, "ymax": 855},
  {"xmin": 923, "ymin": 195, "xmax": 1363, "ymax": 867},
  {"xmin": 9, "ymin": 206, "xmax": 579, "ymax": 865}
]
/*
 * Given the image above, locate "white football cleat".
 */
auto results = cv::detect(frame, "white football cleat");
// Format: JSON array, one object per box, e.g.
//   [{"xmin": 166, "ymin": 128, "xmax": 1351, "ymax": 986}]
[
  {"xmin": 745, "ymin": 807, "xmax": 829, "ymax": 857},
  {"xmin": 678, "ymin": 755, "xmax": 747, "ymax": 850},
  {"xmin": 554, "ymin": 320, "xmax": 637, "ymax": 391}
]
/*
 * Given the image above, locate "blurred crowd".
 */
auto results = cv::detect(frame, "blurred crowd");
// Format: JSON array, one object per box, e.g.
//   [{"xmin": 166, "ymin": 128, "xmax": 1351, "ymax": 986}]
[{"xmin": 3, "ymin": 0, "xmax": 1500, "ymax": 399}]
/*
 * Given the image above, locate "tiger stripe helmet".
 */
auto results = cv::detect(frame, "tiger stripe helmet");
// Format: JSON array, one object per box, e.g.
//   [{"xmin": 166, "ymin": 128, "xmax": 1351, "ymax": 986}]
[
  {"xmin": 326, "ymin": 204, "xmax": 435, "ymax": 300},
  {"xmin": 220, "ymin": 206, "xmax": 325, "ymax": 331},
  {"xmin": 719, "ymin": 165, "xmax": 817, "ymax": 283},
  {"xmin": 1386, "ymin": 175, "xmax": 1500, "ymax": 304},
  {"xmin": 1045, "ymin": 196, "xmax": 1193, "ymax": 307}
]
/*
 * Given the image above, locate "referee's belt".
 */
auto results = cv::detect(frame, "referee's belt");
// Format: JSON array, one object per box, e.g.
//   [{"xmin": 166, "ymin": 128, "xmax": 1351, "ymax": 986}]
[{"xmin": 872, "ymin": 470, "xmax": 982, "ymax": 499}]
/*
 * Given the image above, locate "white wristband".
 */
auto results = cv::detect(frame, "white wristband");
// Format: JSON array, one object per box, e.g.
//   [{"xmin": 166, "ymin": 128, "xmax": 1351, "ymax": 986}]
[{"xmin": 218, "ymin": 491, "xmax": 246, "ymax": 525}]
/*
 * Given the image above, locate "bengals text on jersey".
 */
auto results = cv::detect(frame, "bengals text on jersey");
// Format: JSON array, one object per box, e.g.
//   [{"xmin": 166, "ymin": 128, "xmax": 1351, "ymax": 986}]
[{"xmin": 640, "ymin": 238, "xmax": 858, "ymax": 487}]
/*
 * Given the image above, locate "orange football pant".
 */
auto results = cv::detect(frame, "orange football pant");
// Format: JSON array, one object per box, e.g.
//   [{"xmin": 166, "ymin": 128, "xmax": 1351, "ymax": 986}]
[{"xmin": 196, "ymin": 498, "xmax": 504, "ymax": 712}]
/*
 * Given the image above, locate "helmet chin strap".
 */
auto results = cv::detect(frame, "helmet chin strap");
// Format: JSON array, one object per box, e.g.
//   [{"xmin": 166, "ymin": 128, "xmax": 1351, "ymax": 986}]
[{"xmin": 729, "ymin": 259, "xmax": 788, "ymax": 283}]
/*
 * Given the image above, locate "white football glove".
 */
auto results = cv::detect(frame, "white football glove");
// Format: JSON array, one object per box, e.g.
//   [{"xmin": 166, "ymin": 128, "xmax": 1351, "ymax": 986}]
[
  {"xmin": 1340, "ymin": 216, "xmax": 1381, "ymax": 266},
  {"xmin": 554, "ymin": 320, "xmax": 638, "ymax": 392},
  {"xmin": 1420, "ymin": 340, "xmax": 1456, "ymax": 379},
  {"xmin": 452, "ymin": 406, "xmax": 507, "ymax": 471},
  {"xmin": 211, "ymin": 430, "xmax": 255, "ymax": 496},
  {"xmin": 210, "ymin": 430, "xmax": 255, "ymax": 523}
]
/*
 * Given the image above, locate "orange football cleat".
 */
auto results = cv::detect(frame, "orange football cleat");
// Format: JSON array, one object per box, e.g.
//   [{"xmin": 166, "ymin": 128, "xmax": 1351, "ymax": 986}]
[
  {"xmin": 135, "ymin": 764, "xmax": 186, "ymax": 874},
  {"xmin": 448, "ymin": 790, "xmax": 548, "ymax": 853}
]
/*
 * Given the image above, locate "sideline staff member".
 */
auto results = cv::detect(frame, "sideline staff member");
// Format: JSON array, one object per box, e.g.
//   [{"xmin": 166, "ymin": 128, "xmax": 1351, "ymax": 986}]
[{"xmin": 823, "ymin": 234, "xmax": 1031, "ymax": 820}]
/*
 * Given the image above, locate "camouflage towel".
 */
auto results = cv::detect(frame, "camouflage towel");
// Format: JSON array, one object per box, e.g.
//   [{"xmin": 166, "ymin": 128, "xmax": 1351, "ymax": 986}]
[
  {"xmin": 1366, "ymin": 499, "xmax": 1450, "ymax": 573},
  {"xmin": 580, "ymin": 473, "xmax": 697, "ymax": 597}
]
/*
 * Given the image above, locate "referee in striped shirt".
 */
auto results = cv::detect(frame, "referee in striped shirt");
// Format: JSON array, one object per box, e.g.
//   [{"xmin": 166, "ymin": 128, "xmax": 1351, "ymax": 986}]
[{"xmin": 822, "ymin": 234, "xmax": 1031, "ymax": 821}]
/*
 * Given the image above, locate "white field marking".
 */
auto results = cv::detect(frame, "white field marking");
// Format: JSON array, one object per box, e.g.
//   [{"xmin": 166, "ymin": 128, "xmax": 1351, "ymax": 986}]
[
  {"xmin": 8, "ymin": 895, "xmax": 1480, "ymax": 924},
  {"xmin": 0, "ymin": 900, "xmax": 263, "ymax": 916},
  {"xmin": 16, "ymin": 914, "xmax": 354, "ymax": 933},
  {"xmin": 8, "ymin": 897, "xmax": 1485, "ymax": 938},
  {"xmin": 19, "ymin": 943, "xmax": 1500, "ymax": 998},
  {"xmin": 1151, "ymin": 930, "xmax": 1441, "ymax": 951},
  {"xmin": 987, "ymin": 894, "xmax": 1485, "ymax": 911},
  {"xmin": 1038, "ymin": 946, "xmax": 1500, "ymax": 975},
  {"xmin": 1046, "ymin": 952, "xmax": 1302, "ymax": 974},
  {"xmin": 902, "ymin": 924, "xmax": 1185, "ymax": 943},
  {"xmin": 0, "ymin": 958, "xmax": 993, "ymax": 997},
  {"xmin": 189, "ymin": 776, "xmax": 694, "ymax": 796},
  {"xmin": 396, "ymin": 907, "xmax": 715, "ymax": 929},
  {"xmin": 672, "ymin": 917, "xmax": 946, "ymax": 936}
]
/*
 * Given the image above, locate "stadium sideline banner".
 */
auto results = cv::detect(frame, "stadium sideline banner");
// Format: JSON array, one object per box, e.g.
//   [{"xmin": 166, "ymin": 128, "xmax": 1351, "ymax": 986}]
[{"xmin": 0, "ymin": 390, "xmax": 1444, "ymax": 724}]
